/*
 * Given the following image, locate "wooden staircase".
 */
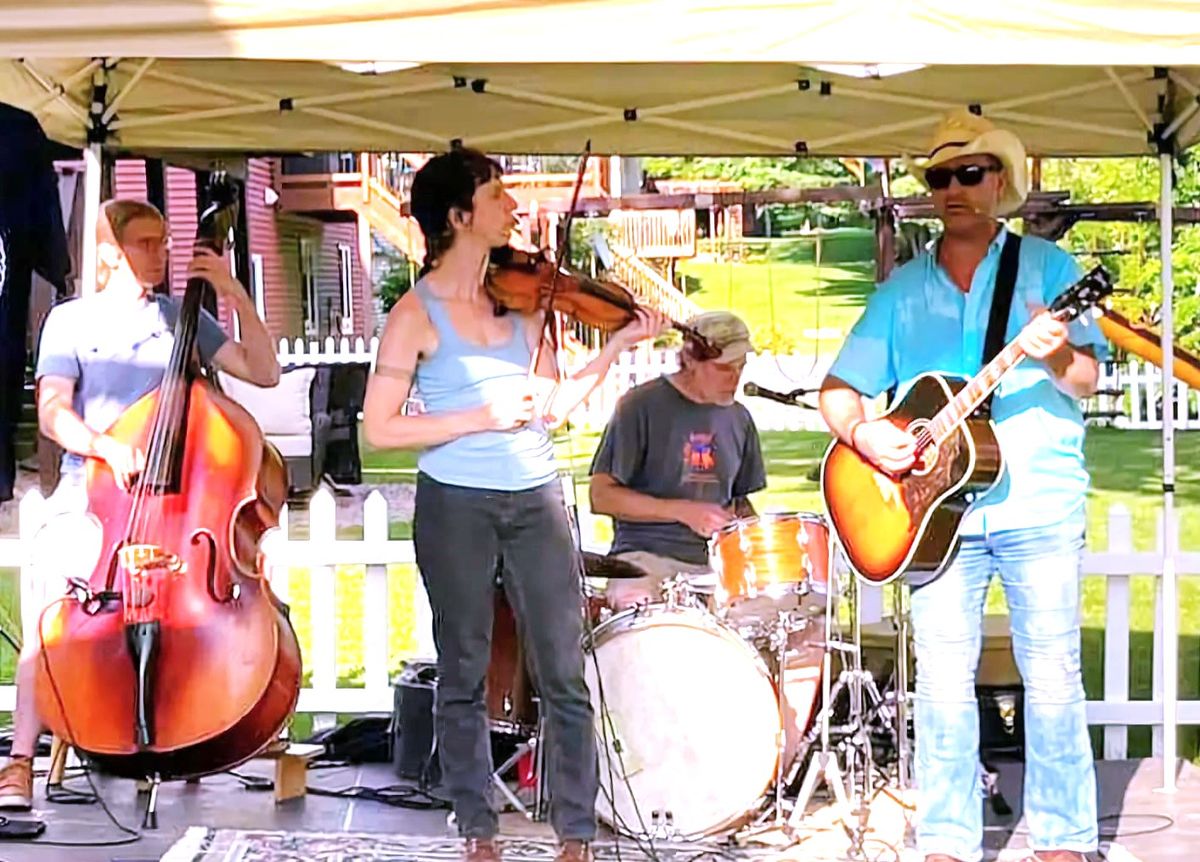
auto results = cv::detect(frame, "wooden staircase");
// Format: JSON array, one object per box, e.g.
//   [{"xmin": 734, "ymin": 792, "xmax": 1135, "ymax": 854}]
[
  {"xmin": 277, "ymin": 153, "xmax": 425, "ymax": 263},
  {"xmin": 605, "ymin": 238, "xmax": 702, "ymax": 326}
]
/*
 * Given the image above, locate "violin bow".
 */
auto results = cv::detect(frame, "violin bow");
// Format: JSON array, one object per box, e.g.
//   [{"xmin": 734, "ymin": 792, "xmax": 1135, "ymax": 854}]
[{"xmin": 529, "ymin": 139, "xmax": 592, "ymax": 379}]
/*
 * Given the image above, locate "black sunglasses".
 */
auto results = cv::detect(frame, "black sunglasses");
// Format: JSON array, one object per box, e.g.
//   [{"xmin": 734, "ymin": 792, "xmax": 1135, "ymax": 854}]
[{"xmin": 925, "ymin": 163, "xmax": 1000, "ymax": 190}]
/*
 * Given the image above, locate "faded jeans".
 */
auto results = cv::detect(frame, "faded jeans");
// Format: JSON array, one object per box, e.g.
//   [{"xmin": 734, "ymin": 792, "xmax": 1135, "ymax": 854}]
[
  {"xmin": 413, "ymin": 473, "xmax": 598, "ymax": 842},
  {"xmin": 911, "ymin": 510, "xmax": 1097, "ymax": 862}
]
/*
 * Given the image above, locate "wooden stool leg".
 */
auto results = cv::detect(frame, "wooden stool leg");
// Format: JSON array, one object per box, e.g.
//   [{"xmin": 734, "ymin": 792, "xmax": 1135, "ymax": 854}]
[
  {"xmin": 274, "ymin": 753, "xmax": 308, "ymax": 803},
  {"xmin": 48, "ymin": 736, "xmax": 68, "ymax": 786}
]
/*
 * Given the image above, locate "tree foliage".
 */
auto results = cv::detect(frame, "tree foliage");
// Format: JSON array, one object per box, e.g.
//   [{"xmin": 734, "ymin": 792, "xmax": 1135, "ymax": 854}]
[
  {"xmin": 1041, "ymin": 156, "xmax": 1200, "ymax": 353},
  {"xmin": 642, "ymin": 156, "xmax": 854, "ymax": 191},
  {"xmin": 376, "ymin": 246, "xmax": 415, "ymax": 313},
  {"xmin": 642, "ymin": 157, "xmax": 869, "ymax": 232}
]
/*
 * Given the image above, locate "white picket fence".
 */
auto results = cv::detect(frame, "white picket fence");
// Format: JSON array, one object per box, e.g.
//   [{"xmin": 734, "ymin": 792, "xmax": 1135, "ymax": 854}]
[
  {"xmin": 276, "ymin": 338, "xmax": 1197, "ymax": 433},
  {"xmin": 1090, "ymin": 360, "xmax": 1200, "ymax": 429},
  {"xmin": 0, "ymin": 488, "xmax": 1195, "ymax": 758},
  {"xmin": 276, "ymin": 337, "xmax": 832, "ymax": 432}
]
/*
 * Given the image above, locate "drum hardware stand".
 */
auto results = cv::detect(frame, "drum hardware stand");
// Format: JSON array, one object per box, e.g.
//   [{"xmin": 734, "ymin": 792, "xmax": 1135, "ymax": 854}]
[
  {"xmin": 490, "ymin": 712, "xmax": 547, "ymax": 820},
  {"xmin": 784, "ymin": 538, "xmax": 898, "ymax": 861},
  {"xmin": 891, "ymin": 582, "xmax": 913, "ymax": 790},
  {"xmin": 784, "ymin": 537, "xmax": 852, "ymax": 836}
]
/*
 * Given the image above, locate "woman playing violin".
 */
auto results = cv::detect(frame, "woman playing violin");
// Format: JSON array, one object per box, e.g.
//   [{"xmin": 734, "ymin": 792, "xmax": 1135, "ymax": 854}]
[
  {"xmin": 0, "ymin": 199, "xmax": 279, "ymax": 811},
  {"xmin": 362, "ymin": 148, "xmax": 664, "ymax": 862}
]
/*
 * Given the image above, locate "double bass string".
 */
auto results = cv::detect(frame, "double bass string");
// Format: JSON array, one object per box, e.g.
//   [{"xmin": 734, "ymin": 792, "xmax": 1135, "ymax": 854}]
[{"xmin": 125, "ymin": 291, "xmax": 196, "ymax": 555}]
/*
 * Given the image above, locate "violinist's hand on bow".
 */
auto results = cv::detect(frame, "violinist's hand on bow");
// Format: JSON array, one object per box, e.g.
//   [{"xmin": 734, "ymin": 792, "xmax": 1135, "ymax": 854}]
[
  {"xmin": 188, "ymin": 248, "xmax": 243, "ymax": 300},
  {"xmin": 612, "ymin": 308, "xmax": 670, "ymax": 350}
]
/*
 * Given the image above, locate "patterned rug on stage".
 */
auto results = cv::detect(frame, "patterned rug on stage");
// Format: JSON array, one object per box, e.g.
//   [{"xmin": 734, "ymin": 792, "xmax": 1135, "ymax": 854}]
[{"xmin": 160, "ymin": 828, "xmax": 786, "ymax": 862}]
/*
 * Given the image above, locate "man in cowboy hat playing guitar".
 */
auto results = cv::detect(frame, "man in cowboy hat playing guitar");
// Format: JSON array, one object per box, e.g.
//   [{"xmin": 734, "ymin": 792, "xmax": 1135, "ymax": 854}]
[{"xmin": 819, "ymin": 109, "xmax": 1108, "ymax": 862}]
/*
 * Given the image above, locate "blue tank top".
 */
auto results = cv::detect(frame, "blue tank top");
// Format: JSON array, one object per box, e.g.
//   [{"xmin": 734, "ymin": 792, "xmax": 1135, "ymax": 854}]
[{"xmin": 412, "ymin": 278, "xmax": 557, "ymax": 490}]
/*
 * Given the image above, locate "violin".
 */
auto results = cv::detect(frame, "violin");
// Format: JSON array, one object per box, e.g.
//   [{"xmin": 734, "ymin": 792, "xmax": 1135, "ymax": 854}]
[{"xmin": 486, "ymin": 245, "xmax": 722, "ymax": 359}]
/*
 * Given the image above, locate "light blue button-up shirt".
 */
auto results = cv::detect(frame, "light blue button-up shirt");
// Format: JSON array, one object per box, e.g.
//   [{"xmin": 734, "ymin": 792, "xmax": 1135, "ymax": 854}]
[{"xmin": 827, "ymin": 227, "xmax": 1110, "ymax": 536}]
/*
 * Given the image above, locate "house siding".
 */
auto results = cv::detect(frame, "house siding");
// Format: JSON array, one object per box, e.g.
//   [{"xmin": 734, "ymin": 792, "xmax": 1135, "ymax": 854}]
[
  {"xmin": 112, "ymin": 160, "xmax": 148, "ymax": 202},
  {"xmin": 105, "ymin": 157, "xmax": 374, "ymax": 342}
]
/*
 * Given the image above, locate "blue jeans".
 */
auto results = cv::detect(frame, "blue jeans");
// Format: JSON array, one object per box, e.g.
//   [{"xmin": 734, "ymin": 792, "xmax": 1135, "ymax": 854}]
[
  {"xmin": 413, "ymin": 473, "xmax": 598, "ymax": 842},
  {"xmin": 911, "ymin": 511, "xmax": 1097, "ymax": 862}
]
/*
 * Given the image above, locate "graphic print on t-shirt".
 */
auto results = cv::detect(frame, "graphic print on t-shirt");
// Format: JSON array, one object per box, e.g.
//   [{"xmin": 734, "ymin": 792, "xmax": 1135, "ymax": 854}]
[{"xmin": 683, "ymin": 431, "xmax": 717, "ymax": 484}]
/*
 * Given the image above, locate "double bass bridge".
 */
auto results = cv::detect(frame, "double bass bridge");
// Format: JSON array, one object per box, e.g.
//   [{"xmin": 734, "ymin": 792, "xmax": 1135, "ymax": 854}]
[{"xmin": 117, "ymin": 544, "xmax": 184, "ymax": 614}]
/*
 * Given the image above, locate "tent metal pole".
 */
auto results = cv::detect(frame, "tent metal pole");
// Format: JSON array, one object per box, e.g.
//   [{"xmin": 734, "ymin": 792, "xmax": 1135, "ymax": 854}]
[
  {"xmin": 1163, "ymin": 102, "xmax": 1200, "ymax": 142},
  {"xmin": 101, "ymin": 58, "xmax": 155, "ymax": 124},
  {"xmin": 80, "ymin": 142, "xmax": 102, "ymax": 297},
  {"xmin": 1105, "ymin": 67, "xmax": 1154, "ymax": 132},
  {"xmin": 26, "ymin": 59, "xmax": 102, "ymax": 114},
  {"xmin": 988, "ymin": 108, "xmax": 1144, "ymax": 141},
  {"xmin": 1158, "ymin": 149, "xmax": 1178, "ymax": 794}
]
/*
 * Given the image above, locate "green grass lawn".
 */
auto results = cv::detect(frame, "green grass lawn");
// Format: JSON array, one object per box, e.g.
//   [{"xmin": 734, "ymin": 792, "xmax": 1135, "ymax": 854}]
[{"xmin": 678, "ymin": 254, "xmax": 874, "ymax": 353}]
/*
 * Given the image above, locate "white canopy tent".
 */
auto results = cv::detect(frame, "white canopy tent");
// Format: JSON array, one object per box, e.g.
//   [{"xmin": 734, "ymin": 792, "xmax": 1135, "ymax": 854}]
[{"xmin": 0, "ymin": 0, "xmax": 1194, "ymax": 790}]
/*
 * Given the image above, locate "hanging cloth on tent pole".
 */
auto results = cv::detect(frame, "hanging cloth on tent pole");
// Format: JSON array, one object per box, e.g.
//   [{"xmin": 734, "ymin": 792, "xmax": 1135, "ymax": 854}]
[{"xmin": 0, "ymin": 102, "xmax": 71, "ymax": 503}]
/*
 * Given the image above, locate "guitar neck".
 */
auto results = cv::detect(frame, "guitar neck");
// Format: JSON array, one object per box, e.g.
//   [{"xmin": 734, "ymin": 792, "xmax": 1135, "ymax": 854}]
[{"xmin": 926, "ymin": 339, "xmax": 1028, "ymax": 446}]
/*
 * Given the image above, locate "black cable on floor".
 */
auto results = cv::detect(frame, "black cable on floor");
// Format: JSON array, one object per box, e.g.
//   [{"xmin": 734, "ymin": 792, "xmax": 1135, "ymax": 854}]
[{"xmin": 224, "ymin": 770, "xmax": 448, "ymax": 810}]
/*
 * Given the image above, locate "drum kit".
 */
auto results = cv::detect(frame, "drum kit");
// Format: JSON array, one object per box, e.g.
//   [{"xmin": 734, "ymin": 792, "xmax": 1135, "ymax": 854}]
[{"xmin": 483, "ymin": 511, "xmax": 913, "ymax": 854}]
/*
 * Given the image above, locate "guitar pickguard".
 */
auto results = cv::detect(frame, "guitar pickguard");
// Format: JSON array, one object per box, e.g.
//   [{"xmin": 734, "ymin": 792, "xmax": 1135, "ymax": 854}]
[{"xmin": 900, "ymin": 429, "xmax": 966, "ymax": 518}]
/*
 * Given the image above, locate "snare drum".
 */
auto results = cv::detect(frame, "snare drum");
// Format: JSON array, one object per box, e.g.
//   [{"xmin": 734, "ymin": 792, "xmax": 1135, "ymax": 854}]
[
  {"xmin": 710, "ymin": 513, "xmax": 830, "ymax": 623},
  {"xmin": 585, "ymin": 604, "xmax": 780, "ymax": 837}
]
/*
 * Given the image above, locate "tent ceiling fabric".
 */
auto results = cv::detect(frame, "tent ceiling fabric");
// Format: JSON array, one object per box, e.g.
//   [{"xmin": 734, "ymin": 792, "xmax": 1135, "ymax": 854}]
[
  {"xmin": 4, "ymin": 1, "xmax": 1200, "ymax": 157},
  {"xmin": 4, "ymin": 58, "xmax": 1199, "ymax": 157},
  {"xmin": 5, "ymin": 1, "xmax": 1200, "ymax": 65}
]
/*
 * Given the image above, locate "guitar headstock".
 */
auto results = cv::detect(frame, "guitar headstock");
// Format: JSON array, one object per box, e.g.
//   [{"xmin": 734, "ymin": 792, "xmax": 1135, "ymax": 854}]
[{"xmin": 1050, "ymin": 265, "xmax": 1114, "ymax": 322}]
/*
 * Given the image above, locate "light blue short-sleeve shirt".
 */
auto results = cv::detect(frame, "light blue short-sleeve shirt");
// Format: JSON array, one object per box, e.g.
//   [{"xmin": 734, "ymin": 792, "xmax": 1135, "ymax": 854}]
[
  {"xmin": 35, "ymin": 291, "xmax": 228, "ymax": 483},
  {"xmin": 827, "ymin": 227, "xmax": 1110, "ymax": 536}
]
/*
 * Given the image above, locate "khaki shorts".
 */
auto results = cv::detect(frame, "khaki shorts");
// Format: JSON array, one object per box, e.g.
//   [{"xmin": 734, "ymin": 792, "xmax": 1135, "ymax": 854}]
[{"xmin": 603, "ymin": 550, "xmax": 715, "ymax": 610}]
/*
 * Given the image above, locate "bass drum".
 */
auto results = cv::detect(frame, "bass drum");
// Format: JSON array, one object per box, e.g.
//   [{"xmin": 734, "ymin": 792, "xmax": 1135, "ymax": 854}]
[{"xmin": 584, "ymin": 604, "xmax": 779, "ymax": 838}]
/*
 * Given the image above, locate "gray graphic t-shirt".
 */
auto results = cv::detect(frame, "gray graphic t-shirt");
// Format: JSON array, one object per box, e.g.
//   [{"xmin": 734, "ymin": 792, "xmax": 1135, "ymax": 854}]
[
  {"xmin": 35, "ymin": 292, "xmax": 228, "ymax": 481},
  {"xmin": 589, "ymin": 376, "xmax": 767, "ymax": 565}
]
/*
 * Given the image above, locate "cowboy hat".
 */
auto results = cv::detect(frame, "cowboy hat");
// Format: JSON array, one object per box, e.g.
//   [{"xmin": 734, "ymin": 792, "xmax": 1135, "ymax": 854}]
[{"xmin": 905, "ymin": 109, "xmax": 1029, "ymax": 216}]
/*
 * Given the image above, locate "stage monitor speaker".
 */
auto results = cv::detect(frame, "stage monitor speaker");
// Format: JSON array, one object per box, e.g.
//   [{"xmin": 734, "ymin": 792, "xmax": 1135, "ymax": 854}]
[{"xmin": 392, "ymin": 661, "xmax": 437, "ymax": 780}]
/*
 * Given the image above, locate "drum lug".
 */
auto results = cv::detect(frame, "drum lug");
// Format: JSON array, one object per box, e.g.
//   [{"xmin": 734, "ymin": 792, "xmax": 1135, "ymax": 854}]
[{"xmin": 650, "ymin": 810, "xmax": 679, "ymax": 840}]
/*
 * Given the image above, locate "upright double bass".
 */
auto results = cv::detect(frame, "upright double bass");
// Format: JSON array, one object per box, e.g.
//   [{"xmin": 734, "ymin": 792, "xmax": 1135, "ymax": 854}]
[{"xmin": 34, "ymin": 177, "xmax": 301, "ymax": 790}]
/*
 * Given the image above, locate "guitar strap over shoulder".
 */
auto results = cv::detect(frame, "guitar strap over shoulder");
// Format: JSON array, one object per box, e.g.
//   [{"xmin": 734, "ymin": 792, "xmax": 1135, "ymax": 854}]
[{"xmin": 978, "ymin": 231, "xmax": 1022, "ymax": 417}]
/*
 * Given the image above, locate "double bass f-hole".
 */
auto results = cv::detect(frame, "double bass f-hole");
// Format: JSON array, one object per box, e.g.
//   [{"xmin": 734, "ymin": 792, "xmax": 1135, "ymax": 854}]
[{"xmin": 192, "ymin": 530, "xmax": 238, "ymax": 603}]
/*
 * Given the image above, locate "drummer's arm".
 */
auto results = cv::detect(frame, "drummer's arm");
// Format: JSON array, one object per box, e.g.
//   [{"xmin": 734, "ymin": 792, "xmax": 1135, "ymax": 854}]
[
  {"xmin": 733, "ymin": 497, "xmax": 756, "ymax": 518},
  {"xmin": 591, "ymin": 474, "xmax": 733, "ymax": 537}
]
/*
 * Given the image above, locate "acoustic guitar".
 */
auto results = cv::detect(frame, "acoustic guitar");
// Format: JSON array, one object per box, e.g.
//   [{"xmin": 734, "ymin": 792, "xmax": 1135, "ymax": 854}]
[{"xmin": 821, "ymin": 266, "xmax": 1114, "ymax": 585}]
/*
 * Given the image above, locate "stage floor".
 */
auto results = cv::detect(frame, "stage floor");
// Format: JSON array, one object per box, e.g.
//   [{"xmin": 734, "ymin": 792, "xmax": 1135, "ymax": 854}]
[{"xmin": 0, "ymin": 756, "xmax": 1192, "ymax": 861}]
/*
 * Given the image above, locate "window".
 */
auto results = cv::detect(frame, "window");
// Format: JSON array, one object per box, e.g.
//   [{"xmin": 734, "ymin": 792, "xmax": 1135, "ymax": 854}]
[
  {"xmin": 299, "ymin": 237, "xmax": 318, "ymax": 337},
  {"xmin": 250, "ymin": 253, "xmax": 266, "ymax": 321},
  {"xmin": 337, "ymin": 243, "xmax": 354, "ymax": 335}
]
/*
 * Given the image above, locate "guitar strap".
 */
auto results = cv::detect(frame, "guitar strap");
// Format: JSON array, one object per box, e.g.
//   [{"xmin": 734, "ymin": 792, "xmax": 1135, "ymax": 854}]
[{"xmin": 978, "ymin": 231, "xmax": 1022, "ymax": 417}]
